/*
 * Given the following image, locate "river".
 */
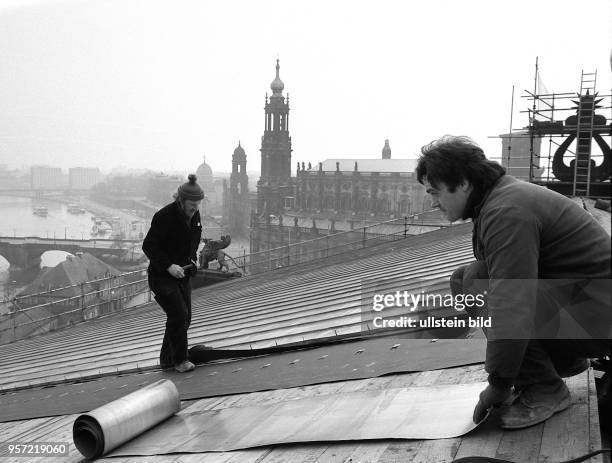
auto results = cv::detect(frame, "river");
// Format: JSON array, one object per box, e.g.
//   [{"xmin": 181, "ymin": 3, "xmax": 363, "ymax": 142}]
[
  {"xmin": 0, "ymin": 194, "xmax": 147, "ymax": 282},
  {"xmin": 0, "ymin": 194, "xmax": 247, "ymax": 297},
  {"xmin": 0, "ymin": 195, "xmax": 97, "ymax": 241}
]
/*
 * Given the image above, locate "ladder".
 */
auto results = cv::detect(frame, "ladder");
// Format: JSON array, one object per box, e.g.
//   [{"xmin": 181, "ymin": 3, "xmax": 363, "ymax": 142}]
[{"xmin": 572, "ymin": 70, "xmax": 597, "ymax": 196}]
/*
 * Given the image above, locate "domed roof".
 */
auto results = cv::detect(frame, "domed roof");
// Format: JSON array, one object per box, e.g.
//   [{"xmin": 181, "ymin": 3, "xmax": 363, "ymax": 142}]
[
  {"xmin": 196, "ymin": 156, "xmax": 213, "ymax": 190},
  {"xmin": 270, "ymin": 59, "xmax": 284, "ymax": 95},
  {"xmin": 233, "ymin": 141, "xmax": 245, "ymax": 157}
]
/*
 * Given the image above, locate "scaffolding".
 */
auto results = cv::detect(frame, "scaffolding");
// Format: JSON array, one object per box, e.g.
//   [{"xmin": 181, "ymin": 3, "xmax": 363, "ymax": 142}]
[{"xmin": 512, "ymin": 67, "xmax": 612, "ymax": 198}]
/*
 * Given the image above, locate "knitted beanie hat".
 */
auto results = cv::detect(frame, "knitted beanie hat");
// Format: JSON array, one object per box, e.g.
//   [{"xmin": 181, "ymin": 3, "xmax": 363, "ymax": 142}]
[{"xmin": 177, "ymin": 174, "xmax": 204, "ymax": 201}]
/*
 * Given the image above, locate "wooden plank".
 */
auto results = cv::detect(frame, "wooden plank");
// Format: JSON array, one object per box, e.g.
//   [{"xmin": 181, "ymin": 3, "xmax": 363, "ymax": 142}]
[
  {"xmin": 0, "ymin": 417, "xmax": 54, "ymax": 441},
  {"xmin": 587, "ymin": 368, "xmax": 604, "ymax": 463},
  {"xmin": 340, "ymin": 441, "xmax": 390, "ymax": 463},
  {"xmin": 453, "ymin": 416, "xmax": 503, "ymax": 460},
  {"xmin": 411, "ymin": 369, "xmax": 444, "ymax": 387},
  {"xmin": 172, "ymin": 449, "xmax": 273, "ymax": 463},
  {"xmin": 31, "ymin": 415, "xmax": 80, "ymax": 463},
  {"xmin": 104, "ymin": 456, "xmax": 180, "ymax": 463},
  {"xmin": 257, "ymin": 445, "xmax": 329, "ymax": 463},
  {"xmin": 8, "ymin": 415, "xmax": 70, "ymax": 442},
  {"xmin": 376, "ymin": 441, "xmax": 425, "ymax": 463},
  {"xmin": 410, "ymin": 439, "xmax": 462, "ymax": 463},
  {"xmin": 408, "ymin": 367, "xmax": 474, "ymax": 463},
  {"xmin": 496, "ymin": 423, "xmax": 544, "ymax": 462},
  {"xmin": 383, "ymin": 372, "xmax": 421, "ymax": 389},
  {"xmin": 0, "ymin": 414, "xmax": 82, "ymax": 463},
  {"xmin": 539, "ymin": 373, "xmax": 589, "ymax": 462},
  {"xmin": 306, "ymin": 443, "xmax": 361, "ymax": 463},
  {"xmin": 492, "ymin": 372, "xmax": 593, "ymax": 463}
]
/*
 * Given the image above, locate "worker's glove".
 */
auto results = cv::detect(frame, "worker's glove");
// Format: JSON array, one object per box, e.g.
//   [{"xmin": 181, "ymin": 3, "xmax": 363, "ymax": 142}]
[{"xmin": 473, "ymin": 384, "xmax": 512, "ymax": 423}]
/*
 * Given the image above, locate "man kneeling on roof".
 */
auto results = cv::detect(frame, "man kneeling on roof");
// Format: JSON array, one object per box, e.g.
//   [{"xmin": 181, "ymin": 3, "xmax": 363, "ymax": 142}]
[
  {"xmin": 416, "ymin": 135, "xmax": 611, "ymax": 429},
  {"xmin": 143, "ymin": 174, "xmax": 204, "ymax": 373}
]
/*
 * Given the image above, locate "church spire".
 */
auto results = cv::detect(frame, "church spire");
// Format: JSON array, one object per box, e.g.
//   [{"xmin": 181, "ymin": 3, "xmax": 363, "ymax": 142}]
[
  {"xmin": 270, "ymin": 59, "xmax": 284, "ymax": 96},
  {"xmin": 258, "ymin": 59, "xmax": 292, "ymax": 215}
]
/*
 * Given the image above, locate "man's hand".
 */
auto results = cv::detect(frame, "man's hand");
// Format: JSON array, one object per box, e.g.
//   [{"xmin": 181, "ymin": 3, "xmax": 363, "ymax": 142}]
[
  {"xmin": 167, "ymin": 264, "xmax": 185, "ymax": 279},
  {"xmin": 473, "ymin": 384, "xmax": 512, "ymax": 423}
]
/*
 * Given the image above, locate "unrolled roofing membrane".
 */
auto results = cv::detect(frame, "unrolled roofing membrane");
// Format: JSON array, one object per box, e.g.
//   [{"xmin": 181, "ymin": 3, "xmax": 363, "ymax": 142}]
[{"xmin": 107, "ymin": 381, "xmax": 487, "ymax": 455}]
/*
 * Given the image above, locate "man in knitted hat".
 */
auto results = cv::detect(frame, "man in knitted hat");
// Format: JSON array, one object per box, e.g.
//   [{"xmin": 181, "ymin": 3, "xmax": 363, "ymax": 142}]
[{"xmin": 143, "ymin": 174, "xmax": 204, "ymax": 373}]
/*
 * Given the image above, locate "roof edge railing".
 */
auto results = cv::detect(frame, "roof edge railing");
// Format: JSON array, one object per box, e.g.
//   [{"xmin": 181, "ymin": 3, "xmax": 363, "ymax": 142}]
[{"xmin": 3, "ymin": 211, "xmax": 447, "ymax": 306}]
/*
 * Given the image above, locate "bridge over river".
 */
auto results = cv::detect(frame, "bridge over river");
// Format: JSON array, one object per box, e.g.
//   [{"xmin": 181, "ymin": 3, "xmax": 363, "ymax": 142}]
[{"xmin": 0, "ymin": 236, "xmax": 142, "ymax": 269}]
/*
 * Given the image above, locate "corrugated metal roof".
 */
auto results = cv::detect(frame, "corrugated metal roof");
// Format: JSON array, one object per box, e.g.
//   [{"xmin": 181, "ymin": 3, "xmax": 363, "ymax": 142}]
[{"xmin": 0, "ymin": 224, "xmax": 474, "ymax": 391}]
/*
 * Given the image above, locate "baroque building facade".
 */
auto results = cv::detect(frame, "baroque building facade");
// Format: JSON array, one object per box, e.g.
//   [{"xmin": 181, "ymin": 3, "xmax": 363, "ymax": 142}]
[
  {"xmin": 253, "ymin": 62, "xmax": 430, "ymax": 221},
  {"xmin": 294, "ymin": 152, "xmax": 430, "ymax": 217},
  {"xmin": 249, "ymin": 61, "xmax": 441, "ymax": 258}
]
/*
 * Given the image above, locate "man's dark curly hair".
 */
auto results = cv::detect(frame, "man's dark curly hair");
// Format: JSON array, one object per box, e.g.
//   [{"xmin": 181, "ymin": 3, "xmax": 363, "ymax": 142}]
[{"xmin": 416, "ymin": 135, "xmax": 505, "ymax": 192}]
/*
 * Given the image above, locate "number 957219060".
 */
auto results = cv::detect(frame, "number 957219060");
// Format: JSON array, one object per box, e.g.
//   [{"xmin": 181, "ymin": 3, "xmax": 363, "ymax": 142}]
[{"xmin": 2, "ymin": 441, "xmax": 69, "ymax": 457}]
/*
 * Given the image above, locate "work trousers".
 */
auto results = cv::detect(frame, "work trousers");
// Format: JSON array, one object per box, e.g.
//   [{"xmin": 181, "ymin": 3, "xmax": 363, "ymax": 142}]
[
  {"xmin": 451, "ymin": 262, "xmax": 610, "ymax": 387},
  {"xmin": 148, "ymin": 273, "xmax": 192, "ymax": 367}
]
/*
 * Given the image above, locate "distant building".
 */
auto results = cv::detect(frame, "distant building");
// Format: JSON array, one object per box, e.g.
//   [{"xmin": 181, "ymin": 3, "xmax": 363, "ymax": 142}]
[
  {"xmin": 499, "ymin": 132, "xmax": 544, "ymax": 180},
  {"xmin": 196, "ymin": 157, "xmax": 224, "ymax": 217},
  {"xmin": 297, "ymin": 152, "xmax": 427, "ymax": 216},
  {"xmin": 250, "ymin": 61, "xmax": 441, "ymax": 257},
  {"xmin": 89, "ymin": 173, "xmax": 153, "ymax": 211},
  {"xmin": 224, "ymin": 142, "xmax": 250, "ymax": 236},
  {"xmin": 256, "ymin": 59, "xmax": 293, "ymax": 216},
  {"xmin": 69, "ymin": 167, "xmax": 102, "ymax": 190},
  {"xmin": 0, "ymin": 165, "xmax": 28, "ymax": 190},
  {"xmin": 253, "ymin": 62, "xmax": 429, "ymax": 220},
  {"xmin": 30, "ymin": 166, "xmax": 64, "ymax": 190},
  {"xmin": 146, "ymin": 173, "xmax": 183, "ymax": 206},
  {"xmin": 3, "ymin": 253, "xmax": 124, "ymax": 341}
]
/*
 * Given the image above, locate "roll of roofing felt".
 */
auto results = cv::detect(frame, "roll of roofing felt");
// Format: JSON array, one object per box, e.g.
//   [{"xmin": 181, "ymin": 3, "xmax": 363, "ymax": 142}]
[{"xmin": 72, "ymin": 379, "xmax": 180, "ymax": 459}]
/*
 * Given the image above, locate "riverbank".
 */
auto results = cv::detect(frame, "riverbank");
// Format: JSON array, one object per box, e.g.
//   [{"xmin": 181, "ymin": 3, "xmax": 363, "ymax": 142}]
[{"xmin": 52, "ymin": 196, "xmax": 149, "ymax": 241}]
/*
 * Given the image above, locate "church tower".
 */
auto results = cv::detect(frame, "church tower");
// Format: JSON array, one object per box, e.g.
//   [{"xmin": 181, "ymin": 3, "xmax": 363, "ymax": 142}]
[
  {"xmin": 228, "ymin": 142, "xmax": 249, "ymax": 235},
  {"xmin": 257, "ymin": 59, "xmax": 293, "ymax": 215}
]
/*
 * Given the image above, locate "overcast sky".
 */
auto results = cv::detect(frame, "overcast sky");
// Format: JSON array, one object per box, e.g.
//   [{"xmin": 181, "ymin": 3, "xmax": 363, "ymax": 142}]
[{"xmin": 0, "ymin": 0, "xmax": 610, "ymax": 175}]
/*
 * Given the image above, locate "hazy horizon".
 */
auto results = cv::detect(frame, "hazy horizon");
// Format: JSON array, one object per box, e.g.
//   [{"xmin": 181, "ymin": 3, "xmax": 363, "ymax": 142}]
[{"xmin": 0, "ymin": 0, "xmax": 610, "ymax": 174}]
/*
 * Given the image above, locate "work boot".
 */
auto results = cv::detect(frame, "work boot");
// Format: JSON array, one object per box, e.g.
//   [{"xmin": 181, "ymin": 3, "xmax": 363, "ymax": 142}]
[
  {"xmin": 500, "ymin": 379, "xmax": 571, "ymax": 429},
  {"xmin": 174, "ymin": 360, "xmax": 195, "ymax": 373}
]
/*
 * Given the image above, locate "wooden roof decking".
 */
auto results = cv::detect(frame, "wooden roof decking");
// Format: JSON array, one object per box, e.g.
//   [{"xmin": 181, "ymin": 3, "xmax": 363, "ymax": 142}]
[
  {"xmin": 0, "ymin": 366, "xmax": 602, "ymax": 463},
  {"xmin": 0, "ymin": 224, "xmax": 475, "ymax": 391}
]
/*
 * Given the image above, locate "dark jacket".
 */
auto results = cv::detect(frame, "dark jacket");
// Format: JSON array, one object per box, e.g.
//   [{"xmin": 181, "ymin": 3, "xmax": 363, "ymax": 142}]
[
  {"xmin": 471, "ymin": 176, "xmax": 611, "ymax": 387},
  {"xmin": 142, "ymin": 201, "xmax": 202, "ymax": 276}
]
